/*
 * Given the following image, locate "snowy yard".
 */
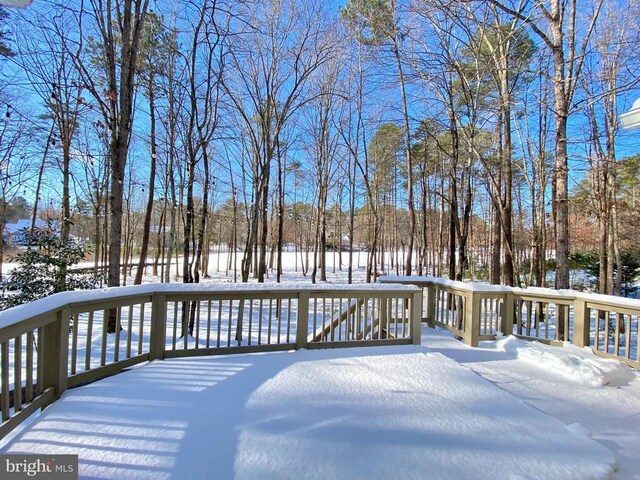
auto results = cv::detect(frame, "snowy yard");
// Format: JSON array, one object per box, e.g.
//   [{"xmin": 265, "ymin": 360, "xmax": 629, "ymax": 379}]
[{"xmin": 1, "ymin": 326, "xmax": 638, "ymax": 480}]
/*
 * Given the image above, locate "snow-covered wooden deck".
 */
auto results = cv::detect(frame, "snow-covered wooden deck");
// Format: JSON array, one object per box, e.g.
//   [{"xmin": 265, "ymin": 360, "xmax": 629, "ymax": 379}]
[{"xmin": 2, "ymin": 327, "xmax": 639, "ymax": 480}]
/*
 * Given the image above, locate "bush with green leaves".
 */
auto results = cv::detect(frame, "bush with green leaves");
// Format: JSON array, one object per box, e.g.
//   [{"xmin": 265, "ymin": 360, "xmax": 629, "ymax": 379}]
[
  {"xmin": 569, "ymin": 250, "xmax": 640, "ymax": 297},
  {"xmin": 0, "ymin": 226, "xmax": 101, "ymax": 310}
]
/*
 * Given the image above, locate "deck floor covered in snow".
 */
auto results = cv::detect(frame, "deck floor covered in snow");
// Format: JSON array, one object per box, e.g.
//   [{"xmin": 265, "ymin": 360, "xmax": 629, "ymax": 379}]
[{"xmin": 2, "ymin": 327, "xmax": 639, "ymax": 480}]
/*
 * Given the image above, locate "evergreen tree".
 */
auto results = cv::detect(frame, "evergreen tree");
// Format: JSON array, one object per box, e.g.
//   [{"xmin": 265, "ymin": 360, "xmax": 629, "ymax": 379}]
[{"xmin": 0, "ymin": 224, "xmax": 101, "ymax": 310}]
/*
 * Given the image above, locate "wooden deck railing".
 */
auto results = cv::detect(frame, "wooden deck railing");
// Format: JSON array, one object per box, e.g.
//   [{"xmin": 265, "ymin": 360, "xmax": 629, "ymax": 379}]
[
  {"xmin": 0, "ymin": 283, "xmax": 421, "ymax": 440},
  {"xmin": 381, "ymin": 276, "xmax": 640, "ymax": 369}
]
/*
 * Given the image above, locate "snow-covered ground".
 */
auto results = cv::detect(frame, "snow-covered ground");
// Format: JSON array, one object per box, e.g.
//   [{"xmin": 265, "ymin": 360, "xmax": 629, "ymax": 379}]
[
  {"xmin": 1, "ymin": 252, "xmax": 639, "ymax": 479},
  {"xmin": 1, "ymin": 326, "xmax": 638, "ymax": 480}
]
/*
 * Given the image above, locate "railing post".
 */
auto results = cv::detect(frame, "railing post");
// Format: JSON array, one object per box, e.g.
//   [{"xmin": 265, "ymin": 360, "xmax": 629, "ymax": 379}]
[
  {"xmin": 425, "ymin": 284, "xmax": 436, "ymax": 328},
  {"xmin": 573, "ymin": 298, "xmax": 590, "ymax": 348},
  {"xmin": 42, "ymin": 308, "xmax": 70, "ymax": 402},
  {"xmin": 296, "ymin": 292, "xmax": 310, "ymax": 349},
  {"xmin": 500, "ymin": 291, "xmax": 515, "ymax": 337},
  {"xmin": 463, "ymin": 291, "xmax": 480, "ymax": 347},
  {"xmin": 150, "ymin": 294, "xmax": 167, "ymax": 360},
  {"xmin": 411, "ymin": 291, "xmax": 422, "ymax": 345}
]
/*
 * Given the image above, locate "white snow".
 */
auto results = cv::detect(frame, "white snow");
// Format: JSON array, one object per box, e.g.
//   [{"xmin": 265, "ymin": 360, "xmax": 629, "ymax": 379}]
[
  {"xmin": 2, "ymin": 328, "xmax": 638, "ymax": 479},
  {"xmin": 2, "ymin": 253, "xmax": 639, "ymax": 479},
  {"xmin": 383, "ymin": 275, "xmax": 514, "ymax": 292},
  {"xmin": 493, "ymin": 334, "xmax": 636, "ymax": 387},
  {"xmin": 426, "ymin": 328, "xmax": 640, "ymax": 480}
]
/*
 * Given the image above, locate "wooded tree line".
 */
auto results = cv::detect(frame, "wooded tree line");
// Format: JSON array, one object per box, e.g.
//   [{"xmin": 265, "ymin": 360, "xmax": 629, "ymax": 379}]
[{"xmin": 0, "ymin": 0, "xmax": 639, "ymax": 295}]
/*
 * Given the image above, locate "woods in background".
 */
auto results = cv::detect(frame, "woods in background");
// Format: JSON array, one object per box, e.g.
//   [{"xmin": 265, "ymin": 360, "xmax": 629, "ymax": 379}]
[{"xmin": 0, "ymin": 0, "xmax": 639, "ymax": 295}]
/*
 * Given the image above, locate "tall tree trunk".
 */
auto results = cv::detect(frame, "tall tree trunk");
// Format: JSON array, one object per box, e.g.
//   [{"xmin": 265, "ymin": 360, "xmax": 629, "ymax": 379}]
[
  {"xmin": 392, "ymin": 40, "xmax": 415, "ymax": 277},
  {"xmin": 276, "ymin": 142, "xmax": 285, "ymax": 283},
  {"xmin": 134, "ymin": 75, "xmax": 157, "ymax": 285},
  {"xmin": 31, "ymin": 122, "xmax": 55, "ymax": 234},
  {"xmin": 502, "ymin": 99, "xmax": 515, "ymax": 286}
]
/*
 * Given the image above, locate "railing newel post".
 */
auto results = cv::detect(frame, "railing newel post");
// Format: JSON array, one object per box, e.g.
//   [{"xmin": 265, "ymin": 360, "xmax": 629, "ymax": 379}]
[
  {"xmin": 501, "ymin": 291, "xmax": 515, "ymax": 337},
  {"xmin": 463, "ymin": 291, "xmax": 480, "ymax": 347},
  {"xmin": 426, "ymin": 283, "xmax": 436, "ymax": 328},
  {"xmin": 573, "ymin": 297, "xmax": 590, "ymax": 348},
  {"xmin": 296, "ymin": 292, "xmax": 310, "ymax": 350},
  {"xmin": 411, "ymin": 291, "xmax": 422, "ymax": 345},
  {"xmin": 42, "ymin": 308, "xmax": 70, "ymax": 403},
  {"xmin": 150, "ymin": 294, "xmax": 167, "ymax": 360}
]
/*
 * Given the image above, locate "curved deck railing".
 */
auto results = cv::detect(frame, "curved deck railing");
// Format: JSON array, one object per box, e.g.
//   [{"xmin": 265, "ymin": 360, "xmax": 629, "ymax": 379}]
[
  {"xmin": 382, "ymin": 276, "xmax": 640, "ymax": 369},
  {"xmin": 0, "ymin": 283, "xmax": 421, "ymax": 440}
]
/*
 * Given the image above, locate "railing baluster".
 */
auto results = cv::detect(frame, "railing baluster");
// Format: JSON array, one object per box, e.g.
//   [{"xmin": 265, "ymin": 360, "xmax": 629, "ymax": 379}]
[
  {"xmin": 277, "ymin": 299, "xmax": 282, "ymax": 344},
  {"xmin": 236, "ymin": 300, "xmax": 244, "ymax": 346},
  {"xmin": 114, "ymin": 307, "xmax": 122, "ymax": 362},
  {"xmin": 375, "ymin": 297, "xmax": 381, "ymax": 340},
  {"xmin": 85, "ymin": 311, "xmax": 94, "ymax": 371},
  {"xmin": 1, "ymin": 341, "xmax": 9, "ymax": 421},
  {"xmin": 100, "ymin": 309, "xmax": 108, "ymax": 366},
  {"xmin": 126, "ymin": 305, "xmax": 134, "ymax": 359},
  {"xmin": 396, "ymin": 297, "xmax": 401, "ymax": 338},
  {"xmin": 206, "ymin": 300, "xmax": 212, "ymax": 348},
  {"xmin": 322, "ymin": 298, "xmax": 327, "ymax": 341},
  {"xmin": 258, "ymin": 299, "xmax": 263, "ymax": 345},
  {"xmin": 482, "ymin": 298, "xmax": 487, "ymax": 335},
  {"xmin": 625, "ymin": 315, "xmax": 632, "ymax": 360},
  {"xmin": 636, "ymin": 316, "xmax": 640, "ymax": 362},
  {"xmin": 216, "ymin": 300, "xmax": 222, "ymax": 348},
  {"xmin": 594, "ymin": 309, "xmax": 600, "ymax": 351},
  {"xmin": 614, "ymin": 313, "xmax": 621, "ymax": 356},
  {"xmin": 330, "ymin": 297, "xmax": 335, "ymax": 341},
  {"xmin": 138, "ymin": 303, "xmax": 145, "ymax": 356},
  {"xmin": 183, "ymin": 302, "xmax": 190, "ymax": 350},
  {"xmin": 286, "ymin": 298, "xmax": 292, "ymax": 343},
  {"xmin": 227, "ymin": 299, "xmax": 233, "ymax": 347},
  {"xmin": 345, "ymin": 298, "xmax": 352, "ymax": 340},
  {"xmin": 36, "ymin": 326, "xmax": 44, "ymax": 397},
  {"xmin": 70, "ymin": 314, "xmax": 79, "ymax": 374},
  {"xmin": 268, "ymin": 298, "xmax": 273, "ymax": 345},
  {"xmin": 172, "ymin": 301, "xmax": 178, "ymax": 350},
  {"xmin": 544, "ymin": 303, "xmax": 549, "ymax": 340},
  {"xmin": 312, "ymin": 297, "xmax": 317, "ymax": 337},
  {"xmin": 363, "ymin": 298, "xmax": 369, "ymax": 339},
  {"xmin": 26, "ymin": 331, "xmax": 34, "ymax": 403},
  {"xmin": 14, "ymin": 336, "xmax": 22, "ymax": 412},
  {"xmin": 604, "ymin": 309, "xmax": 610, "ymax": 353},
  {"xmin": 195, "ymin": 301, "xmax": 201, "ymax": 349},
  {"xmin": 248, "ymin": 299, "xmax": 254, "ymax": 346}
]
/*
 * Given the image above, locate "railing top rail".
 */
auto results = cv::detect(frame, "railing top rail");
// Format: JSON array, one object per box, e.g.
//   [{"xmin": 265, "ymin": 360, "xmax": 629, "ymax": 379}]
[
  {"xmin": 382, "ymin": 275, "xmax": 640, "ymax": 312},
  {"xmin": 511, "ymin": 286, "xmax": 579, "ymax": 302},
  {"xmin": 0, "ymin": 282, "xmax": 420, "ymax": 331},
  {"xmin": 511, "ymin": 287, "xmax": 640, "ymax": 311},
  {"xmin": 381, "ymin": 276, "xmax": 513, "ymax": 293},
  {"xmin": 577, "ymin": 291, "xmax": 640, "ymax": 310}
]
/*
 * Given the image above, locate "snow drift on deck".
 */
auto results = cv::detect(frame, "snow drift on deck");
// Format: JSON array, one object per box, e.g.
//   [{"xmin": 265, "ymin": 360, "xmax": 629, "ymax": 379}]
[
  {"xmin": 1, "ymin": 345, "xmax": 615, "ymax": 480},
  {"xmin": 494, "ymin": 334, "xmax": 635, "ymax": 387}
]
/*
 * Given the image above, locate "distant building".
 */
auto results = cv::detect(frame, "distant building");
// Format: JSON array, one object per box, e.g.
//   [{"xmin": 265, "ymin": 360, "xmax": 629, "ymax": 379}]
[{"xmin": 3, "ymin": 219, "xmax": 59, "ymax": 245}]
